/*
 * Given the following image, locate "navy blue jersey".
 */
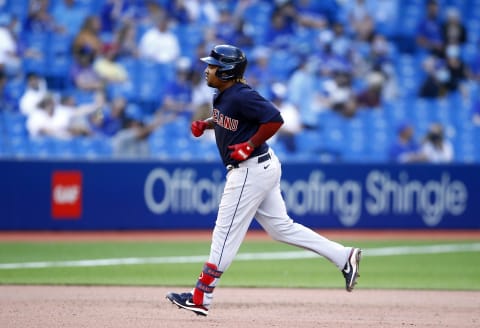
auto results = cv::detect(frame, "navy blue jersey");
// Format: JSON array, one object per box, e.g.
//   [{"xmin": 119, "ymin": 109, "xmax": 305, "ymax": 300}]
[{"xmin": 211, "ymin": 83, "xmax": 283, "ymax": 166}]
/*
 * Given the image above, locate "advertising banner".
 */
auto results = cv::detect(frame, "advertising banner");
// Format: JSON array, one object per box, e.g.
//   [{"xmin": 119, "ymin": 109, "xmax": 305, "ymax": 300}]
[{"xmin": 0, "ymin": 160, "xmax": 478, "ymax": 230}]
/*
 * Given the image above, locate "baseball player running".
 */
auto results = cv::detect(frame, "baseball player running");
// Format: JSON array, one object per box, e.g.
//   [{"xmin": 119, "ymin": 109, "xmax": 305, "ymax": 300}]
[{"xmin": 166, "ymin": 44, "xmax": 362, "ymax": 316}]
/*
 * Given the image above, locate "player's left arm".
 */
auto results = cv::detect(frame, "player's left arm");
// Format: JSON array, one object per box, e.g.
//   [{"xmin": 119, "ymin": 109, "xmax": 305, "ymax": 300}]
[{"xmin": 229, "ymin": 113, "xmax": 284, "ymax": 161}]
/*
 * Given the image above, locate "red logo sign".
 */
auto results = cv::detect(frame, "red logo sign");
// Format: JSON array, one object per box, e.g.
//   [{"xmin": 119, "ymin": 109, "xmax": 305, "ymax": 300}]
[{"xmin": 51, "ymin": 171, "xmax": 82, "ymax": 219}]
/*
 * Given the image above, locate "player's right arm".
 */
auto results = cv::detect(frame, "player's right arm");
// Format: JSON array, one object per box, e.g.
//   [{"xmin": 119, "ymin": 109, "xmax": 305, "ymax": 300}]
[{"xmin": 191, "ymin": 117, "xmax": 214, "ymax": 137}]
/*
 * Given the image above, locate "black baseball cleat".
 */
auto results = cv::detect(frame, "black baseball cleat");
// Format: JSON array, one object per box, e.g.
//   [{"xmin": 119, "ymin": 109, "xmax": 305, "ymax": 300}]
[
  {"xmin": 166, "ymin": 292, "xmax": 208, "ymax": 316},
  {"xmin": 342, "ymin": 248, "xmax": 362, "ymax": 292}
]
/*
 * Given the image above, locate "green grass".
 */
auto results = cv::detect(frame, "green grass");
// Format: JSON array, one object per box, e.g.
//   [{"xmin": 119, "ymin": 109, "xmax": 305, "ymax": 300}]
[{"xmin": 0, "ymin": 239, "xmax": 479, "ymax": 290}]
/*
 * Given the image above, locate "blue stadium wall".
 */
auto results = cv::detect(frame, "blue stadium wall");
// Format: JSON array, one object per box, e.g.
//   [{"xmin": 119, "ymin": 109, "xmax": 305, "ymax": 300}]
[{"xmin": 0, "ymin": 160, "xmax": 479, "ymax": 230}]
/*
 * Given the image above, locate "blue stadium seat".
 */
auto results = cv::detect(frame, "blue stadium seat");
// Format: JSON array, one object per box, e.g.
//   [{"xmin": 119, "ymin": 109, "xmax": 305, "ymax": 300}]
[
  {"xmin": 45, "ymin": 33, "xmax": 74, "ymax": 90},
  {"xmin": 174, "ymin": 24, "xmax": 204, "ymax": 58},
  {"xmin": 5, "ymin": 136, "xmax": 30, "ymax": 158},
  {"xmin": 268, "ymin": 50, "xmax": 300, "ymax": 80},
  {"xmin": 22, "ymin": 32, "xmax": 49, "ymax": 75},
  {"xmin": 4, "ymin": 77, "xmax": 25, "ymax": 107},
  {"xmin": 134, "ymin": 60, "xmax": 173, "ymax": 112},
  {"xmin": 73, "ymin": 137, "xmax": 112, "ymax": 158},
  {"xmin": 3, "ymin": 112, "xmax": 28, "ymax": 137},
  {"xmin": 6, "ymin": 0, "xmax": 29, "ymax": 21},
  {"xmin": 29, "ymin": 137, "xmax": 57, "ymax": 158},
  {"xmin": 295, "ymin": 130, "xmax": 324, "ymax": 154}
]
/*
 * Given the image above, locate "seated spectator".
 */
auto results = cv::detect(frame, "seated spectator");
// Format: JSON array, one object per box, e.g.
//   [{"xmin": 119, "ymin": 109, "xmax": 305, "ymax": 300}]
[
  {"xmin": 356, "ymin": 71, "xmax": 385, "ymax": 109},
  {"xmin": 19, "ymin": 72, "xmax": 48, "ymax": 116},
  {"xmin": 265, "ymin": 6, "xmax": 295, "ymax": 50},
  {"xmin": 164, "ymin": 0, "xmax": 194, "ymax": 25},
  {"xmin": 415, "ymin": 0, "xmax": 444, "ymax": 57},
  {"xmin": 229, "ymin": 18, "xmax": 255, "ymax": 51},
  {"xmin": 0, "ymin": 14, "xmax": 22, "ymax": 76},
  {"xmin": 319, "ymin": 68, "xmax": 357, "ymax": 118},
  {"xmin": 90, "ymin": 95, "xmax": 128, "ymax": 137},
  {"xmin": 0, "ymin": 13, "xmax": 43, "ymax": 76},
  {"xmin": 388, "ymin": 122, "xmax": 425, "ymax": 163},
  {"xmin": 346, "ymin": 0, "xmax": 373, "ymax": 36},
  {"xmin": 420, "ymin": 123, "xmax": 454, "ymax": 163},
  {"xmin": 367, "ymin": 33, "xmax": 398, "ymax": 101},
  {"xmin": 24, "ymin": 0, "xmax": 65, "ymax": 34},
  {"xmin": 72, "ymin": 15, "xmax": 104, "ymax": 61},
  {"xmin": 70, "ymin": 46, "xmax": 105, "ymax": 91},
  {"xmin": 270, "ymin": 82, "xmax": 303, "ymax": 153},
  {"xmin": 100, "ymin": 0, "xmax": 136, "ymax": 35},
  {"xmin": 93, "ymin": 47, "xmax": 129, "ymax": 84},
  {"xmin": 111, "ymin": 104, "xmax": 165, "ymax": 158},
  {"xmin": 291, "ymin": 0, "xmax": 329, "ymax": 30},
  {"xmin": 138, "ymin": 12, "xmax": 180, "ymax": 64},
  {"xmin": 418, "ymin": 56, "xmax": 447, "ymax": 98},
  {"xmin": 54, "ymin": 91, "xmax": 105, "ymax": 137},
  {"xmin": 177, "ymin": 0, "xmax": 220, "ymax": 26},
  {"xmin": 330, "ymin": 22, "xmax": 354, "ymax": 63},
  {"xmin": 110, "ymin": 20, "xmax": 138, "ymax": 60},
  {"xmin": 26, "ymin": 92, "xmax": 104, "ymax": 139},
  {"xmin": 443, "ymin": 43, "xmax": 468, "ymax": 95},
  {"xmin": 441, "ymin": 7, "xmax": 467, "ymax": 48},
  {"xmin": 26, "ymin": 93, "xmax": 68, "ymax": 139}
]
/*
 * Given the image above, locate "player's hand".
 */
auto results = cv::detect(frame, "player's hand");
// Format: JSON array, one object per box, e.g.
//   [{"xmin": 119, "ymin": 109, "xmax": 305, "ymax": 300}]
[
  {"xmin": 191, "ymin": 120, "xmax": 208, "ymax": 137},
  {"xmin": 228, "ymin": 141, "xmax": 254, "ymax": 161}
]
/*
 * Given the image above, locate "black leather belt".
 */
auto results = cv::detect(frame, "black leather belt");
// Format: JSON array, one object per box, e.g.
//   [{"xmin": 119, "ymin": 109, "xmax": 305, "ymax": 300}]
[
  {"xmin": 257, "ymin": 153, "xmax": 271, "ymax": 163},
  {"xmin": 227, "ymin": 153, "xmax": 271, "ymax": 171}
]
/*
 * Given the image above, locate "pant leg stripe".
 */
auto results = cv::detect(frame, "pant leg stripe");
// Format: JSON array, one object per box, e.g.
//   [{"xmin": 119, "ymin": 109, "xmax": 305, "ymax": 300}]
[{"xmin": 218, "ymin": 168, "xmax": 249, "ymax": 268}]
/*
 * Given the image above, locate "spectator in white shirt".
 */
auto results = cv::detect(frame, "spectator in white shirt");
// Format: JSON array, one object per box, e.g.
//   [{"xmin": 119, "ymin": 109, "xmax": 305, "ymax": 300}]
[
  {"xmin": 421, "ymin": 123, "xmax": 454, "ymax": 163},
  {"xmin": 0, "ymin": 14, "xmax": 22, "ymax": 75},
  {"xmin": 27, "ymin": 92, "xmax": 104, "ymax": 139},
  {"xmin": 26, "ymin": 93, "xmax": 70, "ymax": 139},
  {"xmin": 54, "ymin": 92, "xmax": 105, "ymax": 137},
  {"xmin": 138, "ymin": 12, "xmax": 180, "ymax": 64},
  {"xmin": 19, "ymin": 72, "xmax": 48, "ymax": 117}
]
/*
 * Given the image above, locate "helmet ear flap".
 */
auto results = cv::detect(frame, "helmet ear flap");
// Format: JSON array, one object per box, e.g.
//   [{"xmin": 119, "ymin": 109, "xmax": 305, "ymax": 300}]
[
  {"xmin": 216, "ymin": 64, "xmax": 236, "ymax": 81},
  {"xmin": 217, "ymin": 71, "xmax": 232, "ymax": 81}
]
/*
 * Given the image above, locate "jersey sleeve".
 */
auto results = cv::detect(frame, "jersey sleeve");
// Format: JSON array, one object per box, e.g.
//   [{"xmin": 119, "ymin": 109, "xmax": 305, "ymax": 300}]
[{"xmin": 236, "ymin": 87, "xmax": 284, "ymax": 124}]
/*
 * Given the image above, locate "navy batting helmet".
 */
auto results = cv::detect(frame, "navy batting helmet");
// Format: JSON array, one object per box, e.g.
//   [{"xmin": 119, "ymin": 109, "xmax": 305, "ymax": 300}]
[{"xmin": 200, "ymin": 44, "xmax": 247, "ymax": 81}]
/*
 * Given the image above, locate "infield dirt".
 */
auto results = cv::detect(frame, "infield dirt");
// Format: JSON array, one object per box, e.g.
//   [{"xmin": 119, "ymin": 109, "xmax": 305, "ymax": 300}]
[{"xmin": 1, "ymin": 285, "xmax": 479, "ymax": 328}]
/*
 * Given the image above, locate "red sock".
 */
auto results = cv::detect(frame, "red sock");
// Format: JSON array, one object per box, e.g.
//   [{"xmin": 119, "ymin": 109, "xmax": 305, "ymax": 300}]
[{"xmin": 193, "ymin": 262, "xmax": 223, "ymax": 305}]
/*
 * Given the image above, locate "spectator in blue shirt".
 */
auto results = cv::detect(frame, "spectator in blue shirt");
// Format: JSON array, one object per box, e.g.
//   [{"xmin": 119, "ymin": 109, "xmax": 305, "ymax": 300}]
[
  {"xmin": 100, "ymin": 0, "xmax": 136, "ymax": 35},
  {"xmin": 415, "ymin": 0, "xmax": 444, "ymax": 57},
  {"xmin": 265, "ymin": 7, "xmax": 295, "ymax": 50},
  {"xmin": 389, "ymin": 122, "xmax": 425, "ymax": 163},
  {"xmin": 90, "ymin": 95, "xmax": 128, "ymax": 137},
  {"xmin": 24, "ymin": 0, "xmax": 64, "ymax": 34}
]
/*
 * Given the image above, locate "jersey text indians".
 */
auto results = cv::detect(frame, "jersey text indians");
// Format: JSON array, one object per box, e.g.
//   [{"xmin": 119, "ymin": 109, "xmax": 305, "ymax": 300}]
[{"xmin": 212, "ymin": 108, "xmax": 239, "ymax": 131}]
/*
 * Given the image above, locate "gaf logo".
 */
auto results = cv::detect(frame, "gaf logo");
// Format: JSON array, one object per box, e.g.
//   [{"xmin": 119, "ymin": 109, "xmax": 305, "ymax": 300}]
[{"xmin": 51, "ymin": 171, "xmax": 82, "ymax": 219}]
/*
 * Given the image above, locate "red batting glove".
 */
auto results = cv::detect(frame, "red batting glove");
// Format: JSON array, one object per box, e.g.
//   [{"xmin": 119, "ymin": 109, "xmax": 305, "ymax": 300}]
[
  {"xmin": 191, "ymin": 120, "xmax": 208, "ymax": 137},
  {"xmin": 228, "ymin": 141, "xmax": 254, "ymax": 161}
]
